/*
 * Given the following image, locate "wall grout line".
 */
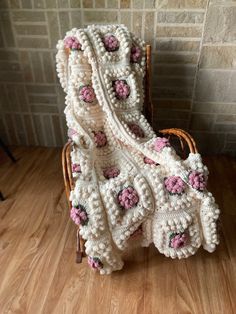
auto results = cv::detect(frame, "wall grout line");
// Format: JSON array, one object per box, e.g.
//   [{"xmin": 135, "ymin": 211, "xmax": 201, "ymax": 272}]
[
  {"xmin": 187, "ymin": 0, "xmax": 210, "ymax": 131},
  {"xmin": 0, "ymin": 8, "xmax": 211, "ymax": 12}
]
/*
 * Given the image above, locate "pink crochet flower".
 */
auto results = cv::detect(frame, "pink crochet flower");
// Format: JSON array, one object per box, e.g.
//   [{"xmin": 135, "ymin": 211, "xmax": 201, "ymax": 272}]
[
  {"xmin": 188, "ymin": 171, "xmax": 207, "ymax": 191},
  {"xmin": 88, "ymin": 256, "xmax": 103, "ymax": 270},
  {"xmin": 70, "ymin": 205, "xmax": 88, "ymax": 226},
  {"xmin": 164, "ymin": 176, "xmax": 185, "ymax": 195},
  {"xmin": 72, "ymin": 163, "xmax": 81, "ymax": 173},
  {"xmin": 128, "ymin": 123, "xmax": 145, "ymax": 138},
  {"xmin": 79, "ymin": 85, "xmax": 96, "ymax": 103},
  {"xmin": 154, "ymin": 137, "xmax": 170, "ymax": 152},
  {"xmin": 102, "ymin": 34, "xmax": 119, "ymax": 52},
  {"xmin": 143, "ymin": 156, "xmax": 158, "ymax": 165},
  {"xmin": 64, "ymin": 36, "xmax": 81, "ymax": 50},
  {"xmin": 130, "ymin": 45, "xmax": 142, "ymax": 63},
  {"xmin": 118, "ymin": 186, "xmax": 139, "ymax": 209},
  {"xmin": 68, "ymin": 128, "xmax": 77, "ymax": 139},
  {"xmin": 113, "ymin": 80, "xmax": 130, "ymax": 100},
  {"xmin": 93, "ymin": 131, "xmax": 107, "ymax": 148},
  {"xmin": 169, "ymin": 232, "xmax": 188, "ymax": 249},
  {"xmin": 103, "ymin": 166, "xmax": 120, "ymax": 179}
]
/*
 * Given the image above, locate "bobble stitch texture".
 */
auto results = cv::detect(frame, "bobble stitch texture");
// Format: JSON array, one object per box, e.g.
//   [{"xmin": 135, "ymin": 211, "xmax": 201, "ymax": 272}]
[
  {"xmin": 164, "ymin": 176, "xmax": 185, "ymax": 195},
  {"xmin": 88, "ymin": 256, "xmax": 103, "ymax": 269},
  {"xmin": 103, "ymin": 34, "xmax": 119, "ymax": 52},
  {"xmin": 113, "ymin": 80, "xmax": 130, "ymax": 100},
  {"xmin": 154, "ymin": 137, "xmax": 170, "ymax": 152},
  {"xmin": 64, "ymin": 36, "xmax": 81, "ymax": 50},
  {"xmin": 103, "ymin": 166, "xmax": 120, "ymax": 179},
  {"xmin": 79, "ymin": 85, "xmax": 96, "ymax": 103},
  {"xmin": 130, "ymin": 45, "xmax": 142, "ymax": 63},
  {"xmin": 169, "ymin": 232, "xmax": 188, "ymax": 249},
  {"xmin": 56, "ymin": 25, "xmax": 220, "ymax": 275},
  {"xmin": 128, "ymin": 123, "xmax": 145, "ymax": 138},
  {"xmin": 72, "ymin": 163, "xmax": 81, "ymax": 173},
  {"xmin": 70, "ymin": 205, "xmax": 88, "ymax": 226},
  {"xmin": 93, "ymin": 131, "xmax": 107, "ymax": 147},
  {"xmin": 118, "ymin": 186, "xmax": 139, "ymax": 209},
  {"xmin": 189, "ymin": 171, "xmax": 207, "ymax": 191}
]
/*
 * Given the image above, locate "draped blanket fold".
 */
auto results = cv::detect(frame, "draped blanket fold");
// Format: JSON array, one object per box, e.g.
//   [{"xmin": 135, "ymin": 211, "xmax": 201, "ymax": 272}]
[{"xmin": 56, "ymin": 25, "xmax": 220, "ymax": 274}]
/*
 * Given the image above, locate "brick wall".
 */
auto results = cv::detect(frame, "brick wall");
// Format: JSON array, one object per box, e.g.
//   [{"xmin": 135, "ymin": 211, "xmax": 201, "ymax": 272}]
[{"xmin": 0, "ymin": 0, "xmax": 235, "ymax": 155}]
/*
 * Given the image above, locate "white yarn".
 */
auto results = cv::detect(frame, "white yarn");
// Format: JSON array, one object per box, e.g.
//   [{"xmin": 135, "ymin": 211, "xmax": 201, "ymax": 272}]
[{"xmin": 56, "ymin": 25, "xmax": 220, "ymax": 274}]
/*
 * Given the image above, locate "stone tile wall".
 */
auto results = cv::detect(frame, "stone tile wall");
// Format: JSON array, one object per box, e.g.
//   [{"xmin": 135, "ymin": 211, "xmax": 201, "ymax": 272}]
[{"xmin": 0, "ymin": 0, "xmax": 235, "ymax": 155}]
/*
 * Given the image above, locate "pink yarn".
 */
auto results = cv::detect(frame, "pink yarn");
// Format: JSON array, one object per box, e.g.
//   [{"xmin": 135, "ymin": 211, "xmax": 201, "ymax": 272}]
[
  {"xmin": 64, "ymin": 36, "xmax": 81, "ymax": 50},
  {"xmin": 72, "ymin": 163, "xmax": 81, "ymax": 173},
  {"xmin": 113, "ymin": 80, "xmax": 130, "ymax": 100},
  {"xmin": 68, "ymin": 128, "xmax": 77, "ymax": 139},
  {"xmin": 88, "ymin": 256, "xmax": 103, "ymax": 270},
  {"xmin": 118, "ymin": 186, "xmax": 139, "ymax": 209},
  {"xmin": 94, "ymin": 131, "xmax": 107, "ymax": 148},
  {"xmin": 130, "ymin": 45, "xmax": 142, "ymax": 63},
  {"xmin": 128, "ymin": 123, "xmax": 145, "ymax": 138},
  {"xmin": 154, "ymin": 137, "xmax": 170, "ymax": 152},
  {"xmin": 164, "ymin": 176, "xmax": 185, "ymax": 194},
  {"xmin": 170, "ymin": 232, "xmax": 188, "ymax": 249},
  {"xmin": 70, "ymin": 205, "xmax": 88, "ymax": 226},
  {"xmin": 79, "ymin": 85, "xmax": 96, "ymax": 103},
  {"xmin": 188, "ymin": 171, "xmax": 206, "ymax": 191},
  {"xmin": 143, "ymin": 156, "xmax": 158, "ymax": 165},
  {"xmin": 103, "ymin": 34, "xmax": 119, "ymax": 52},
  {"xmin": 103, "ymin": 166, "xmax": 120, "ymax": 179}
]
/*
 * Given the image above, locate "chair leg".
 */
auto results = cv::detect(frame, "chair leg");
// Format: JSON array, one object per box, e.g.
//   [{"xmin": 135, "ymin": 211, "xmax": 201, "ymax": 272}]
[
  {"xmin": 0, "ymin": 191, "xmax": 4, "ymax": 201},
  {"xmin": 76, "ymin": 251, "xmax": 83, "ymax": 263},
  {"xmin": 76, "ymin": 229, "xmax": 83, "ymax": 263},
  {"xmin": 0, "ymin": 138, "xmax": 16, "ymax": 163}
]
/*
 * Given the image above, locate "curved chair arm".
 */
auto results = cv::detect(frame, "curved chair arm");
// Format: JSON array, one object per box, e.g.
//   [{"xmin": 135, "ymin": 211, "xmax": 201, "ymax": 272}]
[{"xmin": 159, "ymin": 128, "xmax": 198, "ymax": 154}]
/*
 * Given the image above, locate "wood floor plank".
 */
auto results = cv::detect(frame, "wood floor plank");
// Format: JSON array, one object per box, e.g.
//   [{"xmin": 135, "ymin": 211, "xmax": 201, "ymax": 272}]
[{"xmin": 0, "ymin": 149, "xmax": 235, "ymax": 314}]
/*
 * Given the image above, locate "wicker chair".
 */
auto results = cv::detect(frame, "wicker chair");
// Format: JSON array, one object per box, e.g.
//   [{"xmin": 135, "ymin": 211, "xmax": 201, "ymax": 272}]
[{"xmin": 62, "ymin": 45, "xmax": 198, "ymax": 263}]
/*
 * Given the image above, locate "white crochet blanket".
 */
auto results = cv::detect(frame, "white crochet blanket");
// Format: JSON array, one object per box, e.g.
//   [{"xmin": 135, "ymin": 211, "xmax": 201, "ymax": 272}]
[{"xmin": 56, "ymin": 25, "xmax": 220, "ymax": 274}]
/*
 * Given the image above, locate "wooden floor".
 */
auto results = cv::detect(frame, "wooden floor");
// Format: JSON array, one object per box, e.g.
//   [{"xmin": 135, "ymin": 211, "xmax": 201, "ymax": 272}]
[{"xmin": 0, "ymin": 147, "xmax": 235, "ymax": 314}]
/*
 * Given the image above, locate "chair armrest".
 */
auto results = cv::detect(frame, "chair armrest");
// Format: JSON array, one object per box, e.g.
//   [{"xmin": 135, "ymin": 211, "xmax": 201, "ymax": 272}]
[{"xmin": 159, "ymin": 128, "xmax": 198, "ymax": 154}]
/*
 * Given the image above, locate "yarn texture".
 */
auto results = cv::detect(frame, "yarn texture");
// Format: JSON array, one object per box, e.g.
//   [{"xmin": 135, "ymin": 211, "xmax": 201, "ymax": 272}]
[{"xmin": 56, "ymin": 25, "xmax": 220, "ymax": 274}]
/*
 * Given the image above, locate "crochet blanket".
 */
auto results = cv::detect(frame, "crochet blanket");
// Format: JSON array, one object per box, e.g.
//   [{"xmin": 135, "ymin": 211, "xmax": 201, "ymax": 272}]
[{"xmin": 56, "ymin": 25, "xmax": 220, "ymax": 274}]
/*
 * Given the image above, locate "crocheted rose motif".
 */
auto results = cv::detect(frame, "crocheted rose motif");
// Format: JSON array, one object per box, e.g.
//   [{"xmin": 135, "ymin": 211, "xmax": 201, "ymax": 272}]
[
  {"xmin": 67, "ymin": 128, "xmax": 77, "ymax": 139},
  {"xmin": 72, "ymin": 163, "xmax": 81, "ymax": 173},
  {"xmin": 118, "ymin": 186, "xmax": 139, "ymax": 209},
  {"xmin": 79, "ymin": 85, "xmax": 96, "ymax": 103},
  {"xmin": 188, "ymin": 171, "xmax": 207, "ymax": 191},
  {"xmin": 143, "ymin": 156, "xmax": 158, "ymax": 165},
  {"xmin": 128, "ymin": 123, "xmax": 145, "ymax": 138},
  {"xmin": 88, "ymin": 256, "xmax": 103, "ymax": 270},
  {"xmin": 103, "ymin": 166, "xmax": 120, "ymax": 179},
  {"xmin": 102, "ymin": 34, "xmax": 119, "ymax": 52},
  {"xmin": 154, "ymin": 137, "xmax": 170, "ymax": 152},
  {"xmin": 64, "ymin": 36, "xmax": 81, "ymax": 51},
  {"xmin": 130, "ymin": 45, "xmax": 142, "ymax": 63},
  {"xmin": 113, "ymin": 80, "xmax": 130, "ymax": 100},
  {"xmin": 164, "ymin": 176, "xmax": 185, "ymax": 195},
  {"xmin": 169, "ymin": 232, "xmax": 188, "ymax": 249},
  {"xmin": 93, "ymin": 131, "xmax": 107, "ymax": 148},
  {"xmin": 70, "ymin": 204, "xmax": 88, "ymax": 226}
]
